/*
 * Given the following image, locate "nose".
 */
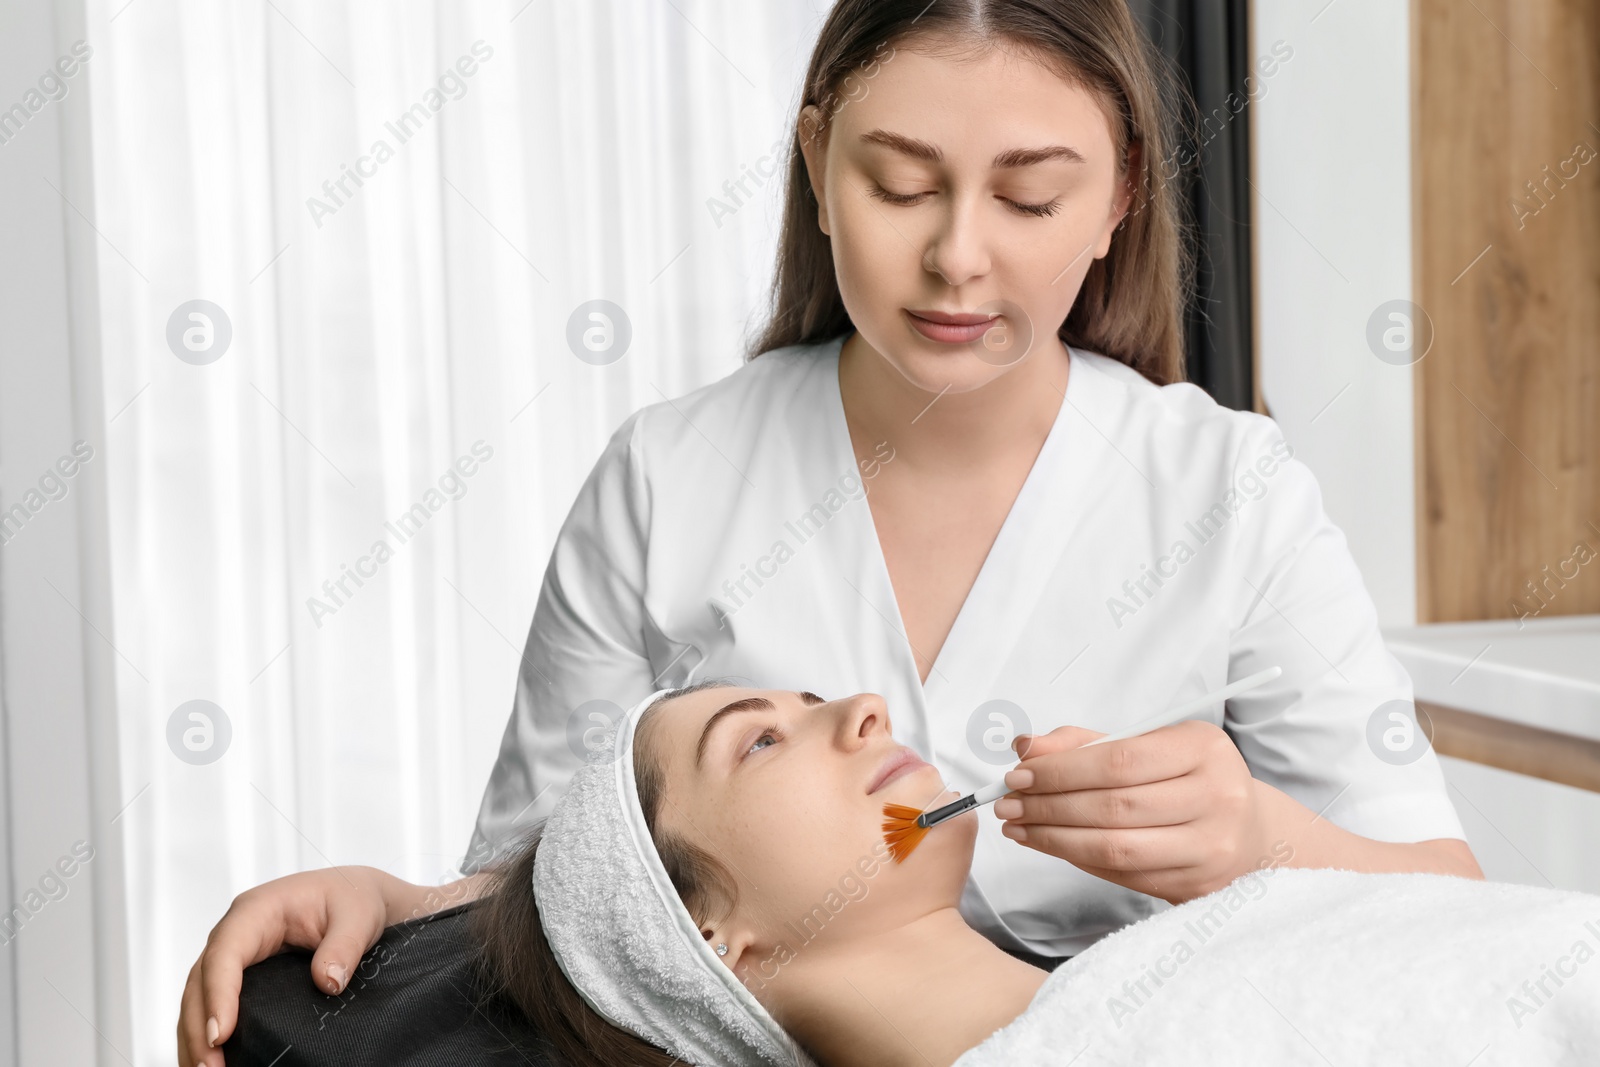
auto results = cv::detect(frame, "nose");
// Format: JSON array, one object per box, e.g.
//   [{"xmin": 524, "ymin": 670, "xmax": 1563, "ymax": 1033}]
[
  {"xmin": 920, "ymin": 194, "xmax": 991, "ymax": 287},
  {"xmin": 833, "ymin": 692, "xmax": 891, "ymax": 749}
]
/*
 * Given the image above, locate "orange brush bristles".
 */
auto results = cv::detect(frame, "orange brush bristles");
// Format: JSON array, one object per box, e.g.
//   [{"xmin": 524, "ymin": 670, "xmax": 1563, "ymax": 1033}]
[{"xmin": 881, "ymin": 802, "xmax": 929, "ymax": 863}]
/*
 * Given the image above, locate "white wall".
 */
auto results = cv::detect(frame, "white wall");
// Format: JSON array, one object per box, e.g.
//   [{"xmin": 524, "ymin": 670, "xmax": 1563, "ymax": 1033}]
[{"xmin": 1253, "ymin": 0, "xmax": 1417, "ymax": 627}]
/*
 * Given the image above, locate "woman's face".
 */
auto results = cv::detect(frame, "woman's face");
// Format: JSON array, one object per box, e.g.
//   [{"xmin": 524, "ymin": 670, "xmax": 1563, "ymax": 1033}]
[
  {"xmin": 645, "ymin": 687, "xmax": 976, "ymax": 978},
  {"xmin": 798, "ymin": 37, "xmax": 1134, "ymax": 394}
]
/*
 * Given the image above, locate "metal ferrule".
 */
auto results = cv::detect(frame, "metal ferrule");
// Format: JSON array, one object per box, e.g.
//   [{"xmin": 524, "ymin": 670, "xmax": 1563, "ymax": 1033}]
[{"xmin": 917, "ymin": 793, "xmax": 978, "ymax": 829}]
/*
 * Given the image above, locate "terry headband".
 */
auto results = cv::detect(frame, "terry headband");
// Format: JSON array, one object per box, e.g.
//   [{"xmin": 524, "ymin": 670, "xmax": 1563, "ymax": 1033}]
[{"xmin": 532, "ymin": 687, "xmax": 820, "ymax": 1066}]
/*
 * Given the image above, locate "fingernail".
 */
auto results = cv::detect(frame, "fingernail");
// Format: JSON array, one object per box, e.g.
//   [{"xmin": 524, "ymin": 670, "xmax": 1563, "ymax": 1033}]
[
  {"xmin": 993, "ymin": 798, "xmax": 1023, "ymax": 819},
  {"xmin": 1013, "ymin": 734, "xmax": 1032, "ymax": 752},
  {"xmin": 206, "ymin": 1016, "xmax": 219, "ymax": 1048},
  {"xmin": 1002, "ymin": 822, "xmax": 1028, "ymax": 842},
  {"xmin": 327, "ymin": 962, "xmax": 346, "ymax": 993},
  {"xmin": 1004, "ymin": 768, "xmax": 1033, "ymax": 790}
]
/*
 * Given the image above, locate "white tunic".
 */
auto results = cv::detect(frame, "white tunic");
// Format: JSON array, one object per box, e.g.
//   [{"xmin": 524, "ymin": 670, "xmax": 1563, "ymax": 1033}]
[{"xmin": 467, "ymin": 333, "xmax": 1466, "ymax": 957}]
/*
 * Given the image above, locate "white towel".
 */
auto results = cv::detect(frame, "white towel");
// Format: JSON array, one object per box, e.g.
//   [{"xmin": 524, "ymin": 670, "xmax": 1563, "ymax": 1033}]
[
  {"xmin": 532, "ymin": 687, "xmax": 819, "ymax": 1067},
  {"xmin": 954, "ymin": 866, "xmax": 1600, "ymax": 1066}
]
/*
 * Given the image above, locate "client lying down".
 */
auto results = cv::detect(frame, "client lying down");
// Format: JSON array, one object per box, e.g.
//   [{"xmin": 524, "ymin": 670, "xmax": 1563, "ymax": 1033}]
[{"xmin": 472, "ymin": 683, "xmax": 1600, "ymax": 1067}]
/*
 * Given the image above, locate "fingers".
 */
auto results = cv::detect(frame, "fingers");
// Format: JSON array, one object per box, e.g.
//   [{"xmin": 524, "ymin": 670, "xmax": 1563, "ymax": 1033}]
[
  {"xmin": 178, "ymin": 959, "xmax": 223, "ymax": 1067},
  {"xmin": 1011, "ymin": 724, "xmax": 1101, "ymax": 760},
  {"xmin": 995, "ymin": 777, "xmax": 1201, "ymax": 829},
  {"xmin": 1013, "ymin": 721, "xmax": 1211, "ymax": 793},
  {"xmin": 308, "ymin": 901, "xmax": 387, "ymax": 998},
  {"xmin": 178, "ymin": 865, "xmax": 396, "ymax": 1067},
  {"xmin": 198, "ymin": 937, "xmax": 251, "ymax": 1058},
  {"xmin": 1000, "ymin": 821, "xmax": 1209, "ymax": 873},
  {"xmin": 196, "ymin": 888, "xmax": 292, "ymax": 1059},
  {"xmin": 181, "ymin": 886, "xmax": 286, "ymax": 1067}
]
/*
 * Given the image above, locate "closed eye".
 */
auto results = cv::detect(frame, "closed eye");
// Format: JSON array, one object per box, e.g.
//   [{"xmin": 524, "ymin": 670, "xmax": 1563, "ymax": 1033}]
[
  {"xmin": 1007, "ymin": 196, "xmax": 1060, "ymax": 217},
  {"xmin": 866, "ymin": 183, "xmax": 1060, "ymax": 217},
  {"xmin": 867, "ymin": 184, "xmax": 928, "ymax": 206}
]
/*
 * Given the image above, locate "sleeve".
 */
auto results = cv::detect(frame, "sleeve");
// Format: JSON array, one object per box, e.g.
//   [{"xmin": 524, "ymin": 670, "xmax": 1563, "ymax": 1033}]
[
  {"xmin": 1219, "ymin": 416, "xmax": 1467, "ymax": 845},
  {"xmin": 461, "ymin": 408, "xmax": 659, "ymax": 873}
]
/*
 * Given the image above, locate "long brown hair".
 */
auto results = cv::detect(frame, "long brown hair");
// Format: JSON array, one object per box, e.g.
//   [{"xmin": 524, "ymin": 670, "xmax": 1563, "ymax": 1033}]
[
  {"xmin": 471, "ymin": 683, "xmax": 751, "ymax": 1066},
  {"xmin": 749, "ymin": 0, "xmax": 1194, "ymax": 386}
]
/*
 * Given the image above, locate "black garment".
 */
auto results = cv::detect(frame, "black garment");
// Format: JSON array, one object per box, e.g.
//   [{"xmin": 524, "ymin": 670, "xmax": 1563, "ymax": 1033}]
[
  {"xmin": 225, "ymin": 901, "xmax": 559, "ymax": 1067},
  {"xmin": 227, "ymin": 900, "xmax": 1074, "ymax": 1065}
]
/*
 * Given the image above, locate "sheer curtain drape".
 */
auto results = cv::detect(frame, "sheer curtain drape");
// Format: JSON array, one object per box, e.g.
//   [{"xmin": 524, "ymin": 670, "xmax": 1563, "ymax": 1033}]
[{"xmin": 83, "ymin": 1, "xmax": 826, "ymax": 1061}]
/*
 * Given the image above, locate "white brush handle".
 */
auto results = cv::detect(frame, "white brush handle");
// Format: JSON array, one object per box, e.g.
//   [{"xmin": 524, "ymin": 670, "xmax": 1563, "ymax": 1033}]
[
  {"xmin": 1079, "ymin": 665, "xmax": 1283, "ymax": 749},
  {"xmin": 971, "ymin": 779, "xmax": 1013, "ymax": 806},
  {"xmin": 973, "ymin": 665, "xmax": 1283, "ymax": 808}
]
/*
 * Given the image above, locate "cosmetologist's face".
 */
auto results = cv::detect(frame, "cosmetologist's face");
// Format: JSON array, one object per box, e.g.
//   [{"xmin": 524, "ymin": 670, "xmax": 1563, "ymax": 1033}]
[
  {"xmin": 798, "ymin": 37, "xmax": 1133, "ymax": 394},
  {"xmin": 645, "ymin": 687, "xmax": 974, "ymax": 979}
]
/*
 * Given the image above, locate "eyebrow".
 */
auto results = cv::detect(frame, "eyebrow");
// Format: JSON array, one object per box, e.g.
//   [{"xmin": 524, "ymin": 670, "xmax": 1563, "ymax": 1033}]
[
  {"xmin": 695, "ymin": 691, "xmax": 826, "ymax": 769},
  {"xmin": 859, "ymin": 128, "xmax": 1085, "ymax": 168}
]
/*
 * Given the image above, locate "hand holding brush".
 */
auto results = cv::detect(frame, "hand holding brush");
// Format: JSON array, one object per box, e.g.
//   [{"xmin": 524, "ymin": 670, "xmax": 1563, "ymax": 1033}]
[{"xmin": 882, "ymin": 667, "xmax": 1283, "ymax": 863}]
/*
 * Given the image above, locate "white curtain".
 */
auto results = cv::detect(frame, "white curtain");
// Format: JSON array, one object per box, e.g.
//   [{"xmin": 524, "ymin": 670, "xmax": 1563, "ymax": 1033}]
[{"xmin": 83, "ymin": 1, "xmax": 829, "ymax": 1061}]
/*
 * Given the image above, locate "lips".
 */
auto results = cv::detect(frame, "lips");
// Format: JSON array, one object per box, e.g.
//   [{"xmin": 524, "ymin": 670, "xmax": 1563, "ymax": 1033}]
[
  {"xmin": 907, "ymin": 309, "xmax": 1000, "ymax": 326},
  {"xmin": 905, "ymin": 308, "xmax": 1003, "ymax": 345},
  {"xmin": 867, "ymin": 745, "xmax": 932, "ymax": 794}
]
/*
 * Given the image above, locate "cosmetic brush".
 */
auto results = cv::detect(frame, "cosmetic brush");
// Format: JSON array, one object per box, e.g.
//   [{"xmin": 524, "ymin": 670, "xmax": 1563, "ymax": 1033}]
[{"xmin": 881, "ymin": 665, "xmax": 1284, "ymax": 863}]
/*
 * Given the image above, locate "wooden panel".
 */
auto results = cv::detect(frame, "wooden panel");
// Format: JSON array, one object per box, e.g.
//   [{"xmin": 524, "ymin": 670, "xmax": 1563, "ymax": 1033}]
[
  {"xmin": 1420, "ymin": 701, "xmax": 1600, "ymax": 793},
  {"xmin": 1412, "ymin": 0, "xmax": 1600, "ymax": 623}
]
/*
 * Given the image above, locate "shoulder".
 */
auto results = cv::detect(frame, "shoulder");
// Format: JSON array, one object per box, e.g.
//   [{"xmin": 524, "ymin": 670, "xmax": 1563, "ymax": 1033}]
[
  {"xmin": 1072, "ymin": 347, "xmax": 1290, "ymax": 478},
  {"xmin": 564, "ymin": 340, "xmax": 838, "ymax": 535},
  {"xmin": 1081, "ymin": 348, "xmax": 1318, "ymax": 508},
  {"xmin": 571, "ymin": 337, "xmax": 840, "ymax": 514},
  {"xmin": 621, "ymin": 337, "xmax": 840, "ymax": 470},
  {"xmin": 1076, "ymin": 353, "xmax": 1338, "ymax": 585},
  {"xmin": 1070, "ymin": 349, "xmax": 1320, "ymax": 570}
]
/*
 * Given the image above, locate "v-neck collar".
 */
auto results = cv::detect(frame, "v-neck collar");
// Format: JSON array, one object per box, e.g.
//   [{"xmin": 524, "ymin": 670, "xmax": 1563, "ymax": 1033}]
[{"xmin": 820, "ymin": 332, "xmax": 1096, "ymax": 715}]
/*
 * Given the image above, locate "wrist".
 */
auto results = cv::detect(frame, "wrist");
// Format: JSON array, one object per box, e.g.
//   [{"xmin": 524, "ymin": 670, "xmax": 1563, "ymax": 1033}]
[
  {"xmin": 1247, "ymin": 778, "xmax": 1319, "ymax": 869},
  {"xmin": 1245, "ymin": 780, "xmax": 1473, "ymax": 877},
  {"xmin": 373, "ymin": 872, "xmax": 429, "ymax": 926},
  {"xmin": 381, "ymin": 870, "xmax": 493, "ymax": 925}
]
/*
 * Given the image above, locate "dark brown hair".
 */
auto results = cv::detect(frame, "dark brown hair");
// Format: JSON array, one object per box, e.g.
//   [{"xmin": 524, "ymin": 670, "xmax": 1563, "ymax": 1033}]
[
  {"xmin": 471, "ymin": 683, "xmax": 745, "ymax": 1067},
  {"xmin": 749, "ymin": 0, "xmax": 1194, "ymax": 386}
]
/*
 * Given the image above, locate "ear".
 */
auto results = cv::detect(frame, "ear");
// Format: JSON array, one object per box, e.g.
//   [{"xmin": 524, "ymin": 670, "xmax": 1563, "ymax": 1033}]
[
  {"xmin": 1094, "ymin": 139, "xmax": 1142, "ymax": 260},
  {"xmin": 702, "ymin": 926, "xmax": 759, "ymax": 973},
  {"xmin": 797, "ymin": 104, "xmax": 832, "ymax": 237}
]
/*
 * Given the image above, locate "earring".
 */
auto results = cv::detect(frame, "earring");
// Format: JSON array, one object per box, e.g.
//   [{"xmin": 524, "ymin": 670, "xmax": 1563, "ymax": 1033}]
[{"xmin": 716, "ymin": 943, "xmax": 729, "ymax": 956}]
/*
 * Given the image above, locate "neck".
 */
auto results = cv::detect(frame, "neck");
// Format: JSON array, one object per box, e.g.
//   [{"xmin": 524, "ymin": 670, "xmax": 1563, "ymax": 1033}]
[
  {"xmin": 837, "ymin": 330, "xmax": 1071, "ymax": 478},
  {"xmin": 757, "ymin": 907, "xmax": 1048, "ymax": 1067}
]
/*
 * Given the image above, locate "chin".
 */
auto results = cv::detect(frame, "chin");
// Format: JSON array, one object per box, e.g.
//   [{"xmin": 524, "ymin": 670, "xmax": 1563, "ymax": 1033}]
[
  {"xmin": 869, "ymin": 307, "xmax": 1044, "ymax": 390},
  {"xmin": 877, "ymin": 342, "xmax": 1021, "ymax": 396},
  {"xmin": 916, "ymin": 812, "xmax": 980, "ymax": 887},
  {"xmin": 909, "ymin": 789, "xmax": 980, "ymax": 854}
]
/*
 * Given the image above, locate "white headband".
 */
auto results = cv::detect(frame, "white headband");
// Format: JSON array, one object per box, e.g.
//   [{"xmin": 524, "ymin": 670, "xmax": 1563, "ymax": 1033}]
[{"xmin": 532, "ymin": 687, "xmax": 820, "ymax": 1066}]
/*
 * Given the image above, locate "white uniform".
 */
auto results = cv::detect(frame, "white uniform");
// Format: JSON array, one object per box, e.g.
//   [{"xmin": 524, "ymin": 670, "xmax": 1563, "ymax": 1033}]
[{"xmin": 468, "ymin": 333, "xmax": 1465, "ymax": 957}]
